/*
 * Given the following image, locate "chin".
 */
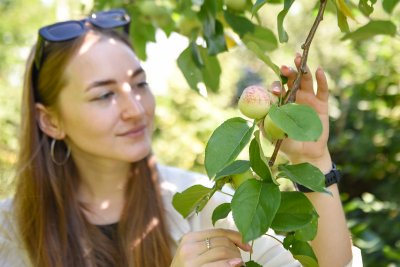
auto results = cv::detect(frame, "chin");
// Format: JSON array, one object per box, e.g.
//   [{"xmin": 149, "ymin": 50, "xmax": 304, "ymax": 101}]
[{"xmin": 125, "ymin": 145, "xmax": 152, "ymax": 163}]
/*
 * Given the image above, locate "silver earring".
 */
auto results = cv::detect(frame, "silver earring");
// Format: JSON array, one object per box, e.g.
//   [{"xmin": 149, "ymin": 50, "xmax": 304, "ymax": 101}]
[{"xmin": 50, "ymin": 138, "xmax": 71, "ymax": 166}]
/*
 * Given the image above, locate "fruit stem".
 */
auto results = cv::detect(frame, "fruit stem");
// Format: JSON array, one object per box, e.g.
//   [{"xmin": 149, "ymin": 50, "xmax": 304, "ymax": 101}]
[
  {"xmin": 269, "ymin": 0, "xmax": 328, "ymax": 167},
  {"xmin": 268, "ymin": 139, "xmax": 283, "ymax": 167}
]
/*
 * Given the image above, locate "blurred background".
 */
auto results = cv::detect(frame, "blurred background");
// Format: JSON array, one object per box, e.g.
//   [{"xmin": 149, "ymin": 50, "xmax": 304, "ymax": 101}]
[{"xmin": 0, "ymin": 0, "xmax": 399, "ymax": 266}]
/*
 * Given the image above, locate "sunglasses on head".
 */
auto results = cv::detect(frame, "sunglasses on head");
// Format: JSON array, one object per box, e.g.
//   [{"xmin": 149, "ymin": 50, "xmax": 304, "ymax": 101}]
[{"xmin": 33, "ymin": 8, "xmax": 131, "ymax": 70}]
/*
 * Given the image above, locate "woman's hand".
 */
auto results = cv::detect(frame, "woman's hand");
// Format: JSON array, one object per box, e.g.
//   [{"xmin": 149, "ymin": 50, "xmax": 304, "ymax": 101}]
[
  {"xmin": 170, "ymin": 229, "xmax": 251, "ymax": 267},
  {"xmin": 272, "ymin": 53, "xmax": 332, "ymax": 172}
]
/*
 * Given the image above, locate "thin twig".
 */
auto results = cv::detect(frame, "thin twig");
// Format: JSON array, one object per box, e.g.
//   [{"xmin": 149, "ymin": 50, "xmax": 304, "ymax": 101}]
[{"xmin": 268, "ymin": 0, "xmax": 328, "ymax": 167}]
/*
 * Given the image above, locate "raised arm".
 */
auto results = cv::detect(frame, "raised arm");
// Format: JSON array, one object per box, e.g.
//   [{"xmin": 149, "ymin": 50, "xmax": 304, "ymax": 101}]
[{"xmin": 274, "ymin": 53, "xmax": 353, "ymax": 267}]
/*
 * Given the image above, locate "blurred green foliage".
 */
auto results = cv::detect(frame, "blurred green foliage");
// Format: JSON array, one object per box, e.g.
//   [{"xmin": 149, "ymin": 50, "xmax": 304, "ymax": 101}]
[{"xmin": 0, "ymin": 0, "xmax": 399, "ymax": 266}]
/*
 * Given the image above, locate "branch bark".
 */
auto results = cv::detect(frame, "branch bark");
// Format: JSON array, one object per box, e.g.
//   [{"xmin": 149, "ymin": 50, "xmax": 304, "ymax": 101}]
[{"xmin": 268, "ymin": 0, "xmax": 328, "ymax": 167}]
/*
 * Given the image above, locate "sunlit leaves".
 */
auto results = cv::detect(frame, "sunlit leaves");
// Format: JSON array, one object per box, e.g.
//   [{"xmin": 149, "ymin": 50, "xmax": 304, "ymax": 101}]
[
  {"xmin": 224, "ymin": 11, "xmax": 278, "ymax": 52},
  {"xmin": 382, "ymin": 0, "xmax": 399, "ymax": 14},
  {"xmin": 269, "ymin": 104, "xmax": 323, "ymax": 142},
  {"xmin": 177, "ymin": 43, "xmax": 221, "ymax": 92},
  {"xmin": 335, "ymin": 0, "xmax": 356, "ymax": 20},
  {"xmin": 172, "ymin": 185, "xmax": 213, "ymax": 218},
  {"xmin": 341, "ymin": 20, "xmax": 397, "ymax": 42},
  {"xmin": 277, "ymin": 0, "xmax": 295, "ymax": 43}
]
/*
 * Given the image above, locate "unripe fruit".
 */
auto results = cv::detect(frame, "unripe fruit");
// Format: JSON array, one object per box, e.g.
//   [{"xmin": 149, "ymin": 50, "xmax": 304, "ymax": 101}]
[
  {"xmin": 225, "ymin": 0, "xmax": 247, "ymax": 11},
  {"xmin": 264, "ymin": 114, "xmax": 286, "ymax": 142},
  {"xmin": 231, "ymin": 170, "xmax": 254, "ymax": 189},
  {"xmin": 238, "ymin": 85, "xmax": 274, "ymax": 119}
]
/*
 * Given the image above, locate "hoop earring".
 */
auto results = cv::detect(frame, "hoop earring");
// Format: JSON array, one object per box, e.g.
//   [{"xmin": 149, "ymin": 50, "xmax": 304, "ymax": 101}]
[{"xmin": 50, "ymin": 138, "xmax": 71, "ymax": 166}]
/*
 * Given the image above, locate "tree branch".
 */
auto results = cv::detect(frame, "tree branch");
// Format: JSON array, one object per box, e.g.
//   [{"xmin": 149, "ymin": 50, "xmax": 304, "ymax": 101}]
[{"xmin": 268, "ymin": 0, "xmax": 328, "ymax": 168}]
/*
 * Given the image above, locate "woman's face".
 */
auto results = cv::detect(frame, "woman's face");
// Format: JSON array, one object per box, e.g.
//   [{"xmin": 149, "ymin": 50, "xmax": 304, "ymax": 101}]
[{"xmin": 56, "ymin": 32, "xmax": 155, "ymax": 164}]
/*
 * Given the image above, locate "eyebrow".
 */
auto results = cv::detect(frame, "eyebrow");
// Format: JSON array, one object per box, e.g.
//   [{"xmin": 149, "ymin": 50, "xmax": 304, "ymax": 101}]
[{"xmin": 85, "ymin": 67, "xmax": 145, "ymax": 91}]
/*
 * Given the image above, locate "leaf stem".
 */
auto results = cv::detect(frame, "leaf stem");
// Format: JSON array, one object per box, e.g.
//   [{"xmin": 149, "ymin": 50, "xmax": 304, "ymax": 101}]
[
  {"xmin": 250, "ymin": 240, "xmax": 255, "ymax": 261},
  {"xmin": 268, "ymin": 0, "xmax": 328, "ymax": 167},
  {"xmin": 218, "ymin": 190, "xmax": 234, "ymax": 197},
  {"xmin": 264, "ymin": 233, "xmax": 284, "ymax": 245}
]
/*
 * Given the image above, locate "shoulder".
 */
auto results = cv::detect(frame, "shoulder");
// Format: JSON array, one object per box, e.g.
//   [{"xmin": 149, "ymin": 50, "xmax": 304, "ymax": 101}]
[
  {"xmin": 157, "ymin": 164, "xmax": 213, "ymax": 193},
  {"xmin": 0, "ymin": 198, "xmax": 15, "ymax": 233},
  {"xmin": 0, "ymin": 198, "xmax": 31, "ymax": 266},
  {"xmin": 0, "ymin": 198, "xmax": 20, "ymax": 243}
]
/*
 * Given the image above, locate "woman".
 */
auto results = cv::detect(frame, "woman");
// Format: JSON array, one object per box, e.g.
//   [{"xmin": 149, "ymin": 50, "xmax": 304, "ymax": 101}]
[{"xmin": 0, "ymin": 8, "xmax": 361, "ymax": 267}]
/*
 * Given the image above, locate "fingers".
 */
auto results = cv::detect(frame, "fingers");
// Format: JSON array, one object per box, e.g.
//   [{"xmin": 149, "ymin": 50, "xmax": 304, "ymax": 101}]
[
  {"xmin": 270, "ymin": 80, "xmax": 285, "ymax": 97},
  {"xmin": 315, "ymin": 66, "xmax": 329, "ymax": 101},
  {"xmin": 181, "ymin": 228, "xmax": 251, "ymax": 252},
  {"xmin": 280, "ymin": 65, "xmax": 297, "ymax": 89},
  {"xmin": 202, "ymin": 258, "xmax": 244, "ymax": 267},
  {"xmin": 294, "ymin": 53, "xmax": 314, "ymax": 94},
  {"xmin": 176, "ymin": 229, "xmax": 248, "ymax": 267}
]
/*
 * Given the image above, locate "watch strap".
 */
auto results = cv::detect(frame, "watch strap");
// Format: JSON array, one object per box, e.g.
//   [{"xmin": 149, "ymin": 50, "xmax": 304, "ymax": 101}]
[{"xmin": 295, "ymin": 163, "xmax": 341, "ymax": 193}]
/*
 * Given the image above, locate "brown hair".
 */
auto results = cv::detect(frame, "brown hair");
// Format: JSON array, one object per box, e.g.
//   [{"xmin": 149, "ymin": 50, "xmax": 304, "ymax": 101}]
[{"xmin": 14, "ymin": 29, "xmax": 172, "ymax": 266}]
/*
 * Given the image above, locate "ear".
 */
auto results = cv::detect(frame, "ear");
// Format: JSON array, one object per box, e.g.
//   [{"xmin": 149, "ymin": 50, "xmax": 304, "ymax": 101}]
[{"xmin": 35, "ymin": 103, "xmax": 65, "ymax": 139}]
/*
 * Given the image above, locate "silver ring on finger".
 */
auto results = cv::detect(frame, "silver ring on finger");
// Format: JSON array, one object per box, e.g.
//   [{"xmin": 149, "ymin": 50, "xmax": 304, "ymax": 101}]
[{"xmin": 205, "ymin": 237, "xmax": 211, "ymax": 250}]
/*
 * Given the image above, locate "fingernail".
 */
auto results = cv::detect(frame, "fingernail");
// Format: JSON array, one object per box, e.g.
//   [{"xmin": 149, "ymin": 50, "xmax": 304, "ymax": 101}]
[
  {"xmin": 317, "ymin": 65, "xmax": 324, "ymax": 71},
  {"xmin": 228, "ymin": 258, "xmax": 243, "ymax": 266},
  {"xmin": 246, "ymin": 243, "xmax": 253, "ymax": 252},
  {"xmin": 295, "ymin": 52, "xmax": 301, "ymax": 57},
  {"xmin": 281, "ymin": 65, "xmax": 289, "ymax": 71}
]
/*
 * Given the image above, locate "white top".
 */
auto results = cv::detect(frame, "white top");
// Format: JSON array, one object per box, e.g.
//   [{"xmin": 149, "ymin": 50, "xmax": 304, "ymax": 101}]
[{"xmin": 0, "ymin": 165, "xmax": 363, "ymax": 266}]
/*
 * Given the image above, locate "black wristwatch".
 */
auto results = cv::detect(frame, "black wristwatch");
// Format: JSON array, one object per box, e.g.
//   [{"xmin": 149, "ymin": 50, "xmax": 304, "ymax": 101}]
[{"xmin": 295, "ymin": 163, "xmax": 341, "ymax": 193}]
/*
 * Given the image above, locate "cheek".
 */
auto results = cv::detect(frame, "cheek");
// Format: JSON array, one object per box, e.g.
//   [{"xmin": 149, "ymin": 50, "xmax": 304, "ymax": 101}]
[
  {"xmin": 60, "ymin": 103, "xmax": 117, "ymax": 141},
  {"xmin": 143, "ymin": 92, "xmax": 156, "ymax": 122}
]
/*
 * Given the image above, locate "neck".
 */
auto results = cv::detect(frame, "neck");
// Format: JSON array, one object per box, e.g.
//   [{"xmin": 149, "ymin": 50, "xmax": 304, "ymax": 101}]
[{"xmin": 72, "ymin": 154, "xmax": 134, "ymax": 225}]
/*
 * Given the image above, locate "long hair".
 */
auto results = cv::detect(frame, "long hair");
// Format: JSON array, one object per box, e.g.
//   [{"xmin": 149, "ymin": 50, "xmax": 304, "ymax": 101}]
[{"xmin": 14, "ymin": 29, "xmax": 172, "ymax": 266}]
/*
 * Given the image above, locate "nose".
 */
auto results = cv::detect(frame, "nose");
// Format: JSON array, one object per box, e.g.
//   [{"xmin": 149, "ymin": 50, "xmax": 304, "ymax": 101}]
[{"xmin": 119, "ymin": 85, "xmax": 145, "ymax": 121}]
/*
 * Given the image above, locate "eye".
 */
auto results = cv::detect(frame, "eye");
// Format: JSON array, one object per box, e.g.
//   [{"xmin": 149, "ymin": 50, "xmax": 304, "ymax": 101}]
[
  {"xmin": 94, "ymin": 91, "xmax": 114, "ymax": 101},
  {"xmin": 134, "ymin": 81, "xmax": 149, "ymax": 90}
]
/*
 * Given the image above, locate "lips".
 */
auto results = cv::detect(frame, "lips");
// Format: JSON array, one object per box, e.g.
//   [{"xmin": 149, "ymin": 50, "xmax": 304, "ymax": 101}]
[{"xmin": 117, "ymin": 125, "xmax": 147, "ymax": 137}]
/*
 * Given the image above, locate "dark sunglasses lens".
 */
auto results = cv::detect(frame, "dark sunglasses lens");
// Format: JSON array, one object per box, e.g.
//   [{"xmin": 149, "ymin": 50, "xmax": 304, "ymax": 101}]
[
  {"xmin": 91, "ymin": 10, "xmax": 129, "ymax": 29},
  {"xmin": 40, "ymin": 21, "xmax": 84, "ymax": 41}
]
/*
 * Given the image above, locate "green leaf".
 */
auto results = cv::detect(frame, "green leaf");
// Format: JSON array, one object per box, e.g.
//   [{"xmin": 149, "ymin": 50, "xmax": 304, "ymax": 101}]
[
  {"xmin": 205, "ymin": 20, "xmax": 227, "ymax": 55},
  {"xmin": 383, "ymin": 0, "xmax": 399, "ymax": 14},
  {"xmin": 246, "ymin": 260, "xmax": 263, "ymax": 267},
  {"xmin": 295, "ymin": 214, "xmax": 318, "ymax": 241},
  {"xmin": 252, "ymin": 0, "xmax": 268, "ymax": 15},
  {"xmin": 341, "ymin": 20, "xmax": 397, "ymax": 42},
  {"xmin": 177, "ymin": 46, "xmax": 204, "ymax": 92},
  {"xmin": 283, "ymin": 233, "xmax": 295, "ymax": 249},
  {"xmin": 177, "ymin": 44, "xmax": 222, "ymax": 93},
  {"xmin": 277, "ymin": 0, "xmax": 295, "ymax": 43},
  {"xmin": 199, "ymin": 0, "xmax": 227, "ymax": 55},
  {"xmin": 231, "ymin": 180, "xmax": 281, "ymax": 242},
  {"xmin": 127, "ymin": 8, "xmax": 156, "ymax": 60},
  {"xmin": 245, "ymin": 41, "xmax": 280, "ymax": 78},
  {"xmin": 172, "ymin": 185, "xmax": 212, "ymax": 218},
  {"xmin": 278, "ymin": 163, "xmax": 328, "ymax": 193},
  {"xmin": 358, "ymin": 0, "xmax": 375, "ymax": 16},
  {"xmin": 205, "ymin": 118, "xmax": 255, "ymax": 178},
  {"xmin": 212, "ymin": 203, "xmax": 231, "ymax": 226},
  {"xmin": 290, "ymin": 240, "xmax": 319, "ymax": 267},
  {"xmin": 249, "ymin": 138, "xmax": 274, "ymax": 183},
  {"xmin": 336, "ymin": 6, "xmax": 350, "ymax": 33},
  {"xmin": 269, "ymin": 104, "xmax": 323, "ymax": 142},
  {"xmin": 198, "ymin": 46, "xmax": 222, "ymax": 92},
  {"xmin": 215, "ymin": 160, "xmax": 251, "ymax": 181},
  {"xmin": 271, "ymin": 191, "xmax": 317, "ymax": 232},
  {"xmin": 224, "ymin": 11, "xmax": 278, "ymax": 52}
]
